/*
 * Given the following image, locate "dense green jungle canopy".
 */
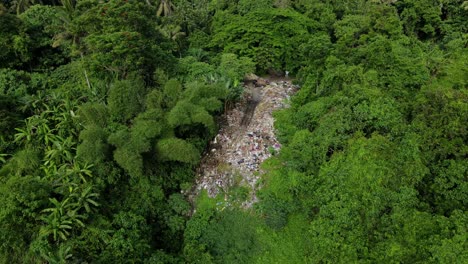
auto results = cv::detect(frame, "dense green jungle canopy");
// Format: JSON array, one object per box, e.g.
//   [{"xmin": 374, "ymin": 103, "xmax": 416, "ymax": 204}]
[{"xmin": 0, "ymin": 0, "xmax": 467, "ymax": 263}]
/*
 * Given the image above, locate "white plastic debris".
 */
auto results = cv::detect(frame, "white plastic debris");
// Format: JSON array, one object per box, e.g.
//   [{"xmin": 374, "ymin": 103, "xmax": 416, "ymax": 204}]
[{"xmin": 188, "ymin": 78, "xmax": 298, "ymax": 207}]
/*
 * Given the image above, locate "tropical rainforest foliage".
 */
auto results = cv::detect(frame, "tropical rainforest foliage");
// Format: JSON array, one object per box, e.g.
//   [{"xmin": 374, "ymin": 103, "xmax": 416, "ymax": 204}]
[{"xmin": 0, "ymin": 0, "xmax": 466, "ymax": 263}]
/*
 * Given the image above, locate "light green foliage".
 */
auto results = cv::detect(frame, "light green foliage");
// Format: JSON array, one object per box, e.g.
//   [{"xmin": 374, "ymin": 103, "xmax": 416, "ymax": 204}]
[
  {"xmin": 0, "ymin": 148, "xmax": 41, "ymax": 177},
  {"xmin": 108, "ymin": 128, "xmax": 146, "ymax": 178},
  {"xmin": 184, "ymin": 193, "xmax": 261, "ymax": 264},
  {"xmin": 429, "ymin": 46, "xmax": 468, "ymax": 89},
  {"xmin": 297, "ymin": 32, "xmax": 332, "ymax": 74},
  {"xmin": 358, "ymin": 36, "xmax": 429, "ymax": 93},
  {"xmin": 200, "ymin": 209, "xmax": 261, "ymax": 264},
  {"xmin": 237, "ymin": 0, "xmax": 273, "ymax": 14},
  {"xmin": 40, "ymin": 197, "xmax": 82, "ymax": 242},
  {"xmin": 168, "ymin": 100, "xmax": 216, "ymax": 135},
  {"xmin": 177, "ymin": 54, "xmax": 250, "ymax": 104},
  {"xmin": 123, "ymin": 128, "xmax": 175, "ymax": 184},
  {"xmin": 156, "ymin": 137, "xmax": 199, "ymax": 164},
  {"xmin": 0, "ymin": 175, "xmax": 51, "ymax": 263},
  {"xmin": 412, "ymin": 84, "xmax": 468, "ymax": 214},
  {"xmin": 219, "ymin": 53, "xmax": 255, "ymax": 82},
  {"xmin": 430, "ymin": 210, "xmax": 468, "ymax": 263},
  {"xmin": 131, "ymin": 112, "xmax": 164, "ymax": 141},
  {"xmin": 255, "ymin": 214, "xmax": 312, "ymax": 263},
  {"xmin": 211, "ymin": 8, "xmax": 314, "ymax": 73},
  {"xmin": 162, "ymin": 78, "xmax": 183, "ymax": 109},
  {"xmin": 145, "ymin": 89, "xmax": 165, "ymax": 110},
  {"xmin": 368, "ymin": 3, "xmax": 403, "ymax": 37},
  {"xmin": 168, "ymin": 100, "xmax": 201, "ymax": 126},
  {"xmin": 292, "ymin": 0, "xmax": 336, "ymax": 31},
  {"xmin": 183, "ymin": 82, "xmax": 226, "ymax": 112},
  {"xmin": 397, "ymin": 0, "xmax": 443, "ymax": 38},
  {"xmin": 78, "ymin": 103, "xmax": 109, "ymax": 128},
  {"xmin": 260, "ymin": 194, "xmax": 292, "ymax": 229},
  {"xmin": 108, "ymin": 78, "xmax": 145, "ymax": 122},
  {"xmin": 77, "ymin": 125, "xmax": 109, "ymax": 164},
  {"xmin": 183, "ymin": 191, "xmax": 216, "ymax": 263},
  {"xmin": 178, "ymin": 56, "xmax": 217, "ymax": 82},
  {"xmin": 333, "ymin": 14, "xmax": 372, "ymax": 49},
  {"xmin": 112, "ymin": 133, "xmax": 152, "ymax": 182}
]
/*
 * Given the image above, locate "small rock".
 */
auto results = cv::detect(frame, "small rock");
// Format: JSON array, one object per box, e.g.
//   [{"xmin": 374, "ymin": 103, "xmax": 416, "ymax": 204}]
[
  {"xmin": 244, "ymin": 73, "xmax": 259, "ymax": 82},
  {"xmin": 255, "ymin": 78, "xmax": 268, "ymax": 86}
]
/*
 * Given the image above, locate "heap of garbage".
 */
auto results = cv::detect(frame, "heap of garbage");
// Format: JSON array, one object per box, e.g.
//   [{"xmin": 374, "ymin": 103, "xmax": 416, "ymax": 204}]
[{"xmin": 189, "ymin": 75, "xmax": 298, "ymax": 207}]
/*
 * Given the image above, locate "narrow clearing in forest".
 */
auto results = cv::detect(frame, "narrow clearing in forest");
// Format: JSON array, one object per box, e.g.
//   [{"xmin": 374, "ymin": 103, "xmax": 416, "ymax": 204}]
[{"xmin": 188, "ymin": 76, "xmax": 298, "ymax": 207}]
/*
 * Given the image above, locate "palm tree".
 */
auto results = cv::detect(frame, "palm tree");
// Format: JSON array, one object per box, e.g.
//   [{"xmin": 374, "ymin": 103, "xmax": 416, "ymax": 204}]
[
  {"xmin": 70, "ymin": 185, "xmax": 99, "ymax": 213},
  {"xmin": 44, "ymin": 136, "xmax": 74, "ymax": 164},
  {"xmin": 157, "ymin": 0, "xmax": 174, "ymax": 17},
  {"xmin": 40, "ymin": 244, "xmax": 73, "ymax": 264},
  {"xmin": 40, "ymin": 198, "xmax": 74, "ymax": 241},
  {"xmin": 12, "ymin": 0, "xmax": 42, "ymax": 15},
  {"xmin": 159, "ymin": 24, "xmax": 186, "ymax": 41},
  {"xmin": 158, "ymin": 23, "xmax": 186, "ymax": 57},
  {"xmin": 52, "ymin": 0, "xmax": 77, "ymax": 48},
  {"xmin": 59, "ymin": 0, "xmax": 74, "ymax": 15},
  {"xmin": 65, "ymin": 162, "xmax": 93, "ymax": 183},
  {"xmin": 14, "ymin": 117, "xmax": 37, "ymax": 145},
  {"xmin": 0, "ymin": 3, "xmax": 7, "ymax": 15}
]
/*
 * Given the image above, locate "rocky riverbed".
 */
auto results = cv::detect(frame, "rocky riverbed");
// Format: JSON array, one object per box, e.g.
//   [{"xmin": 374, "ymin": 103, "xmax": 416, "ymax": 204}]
[{"xmin": 188, "ymin": 77, "xmax": 298, "ymax": 207}]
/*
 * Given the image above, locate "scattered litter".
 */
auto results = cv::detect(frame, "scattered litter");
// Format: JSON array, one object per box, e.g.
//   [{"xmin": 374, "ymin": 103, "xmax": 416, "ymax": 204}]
[{"xmin": 187, "ymin": 79, "xmax": 297, "ymax": 208}]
